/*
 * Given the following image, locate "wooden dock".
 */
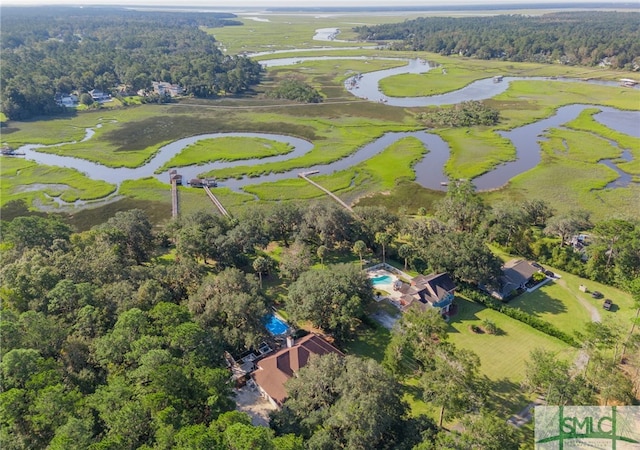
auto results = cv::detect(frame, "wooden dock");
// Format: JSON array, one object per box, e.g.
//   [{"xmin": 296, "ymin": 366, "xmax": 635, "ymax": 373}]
[
  {"xmin": 171, "ymin": 178, "xmax": 179, "ymax": 218},
  {"xmin": 203, "ymin": 186, "xmax": 230, "ymax": 217},
  {"xmin": 298, "ymin": 171, "xmax": 354, "ymax": 213}
]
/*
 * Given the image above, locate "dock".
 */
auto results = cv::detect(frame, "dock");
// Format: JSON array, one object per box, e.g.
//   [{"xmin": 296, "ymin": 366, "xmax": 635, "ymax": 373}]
[
  {"xmin": 203, "ymin": 185, "xmax": 230, "ymax": 217},
  {"xmin": 298, "ymin": 171, "xmax": 354, "ymax": 214},
  {"xmin": 171, "ymin": 178, "xmax": 179, "ymax": 218}
]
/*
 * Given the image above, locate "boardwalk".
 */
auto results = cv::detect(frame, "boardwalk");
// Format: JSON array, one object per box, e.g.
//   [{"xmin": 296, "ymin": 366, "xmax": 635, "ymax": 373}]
[
  {"xmin": 171, "ymin": 179, "xmax": 179, "ymax": 218},
  {"xmin": 203, "ymin": 186, "xmax": 230, "ymax": 217},
  {"xmin": 298, "ymin": 171, "xmax": 354, "ymax": 213}
]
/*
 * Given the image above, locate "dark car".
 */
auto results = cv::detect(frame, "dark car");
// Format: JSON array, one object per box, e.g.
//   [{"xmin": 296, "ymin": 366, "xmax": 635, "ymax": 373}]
[
  {"xmin": 603, "ymin": 299, "xmax": 613, "ymax": 311},
  {"xmin": 591, "ymin": 291, "xmax": 603, "ymax": 299}
]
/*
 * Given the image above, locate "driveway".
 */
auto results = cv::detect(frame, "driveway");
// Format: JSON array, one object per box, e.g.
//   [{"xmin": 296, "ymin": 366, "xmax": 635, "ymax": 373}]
[{"xmin": 234, "ymin": 384, "xmax": 277, "ymax": 427}]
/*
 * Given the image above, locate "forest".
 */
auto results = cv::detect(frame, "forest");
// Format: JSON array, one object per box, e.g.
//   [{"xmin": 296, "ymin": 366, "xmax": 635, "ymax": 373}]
[
  {"xmin": 355, "ymin": 12, "xmax": 640, "ymax": 69},
  {"xmin": 1, "ymin": 181, "xmax": 639, "ymax": 449},
  {"xmin": 0, "ymin": 7, "xmax": 262, "ymax": 120}
]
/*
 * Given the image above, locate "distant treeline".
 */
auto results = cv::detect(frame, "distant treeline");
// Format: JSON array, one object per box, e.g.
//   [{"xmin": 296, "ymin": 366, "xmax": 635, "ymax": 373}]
[
  {"xmin": 0, "ymin": 7, "xmax": 261, "ymax": 120},
  {"xmin": 355, "ymin": 12, "xmax": 640, "ymax": 70}
]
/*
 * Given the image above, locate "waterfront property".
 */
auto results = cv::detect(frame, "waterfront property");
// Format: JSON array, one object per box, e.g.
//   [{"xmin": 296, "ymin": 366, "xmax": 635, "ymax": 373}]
[{"xmin": 252, "ymin": 334, "xmax": 343, "ymax": 407}]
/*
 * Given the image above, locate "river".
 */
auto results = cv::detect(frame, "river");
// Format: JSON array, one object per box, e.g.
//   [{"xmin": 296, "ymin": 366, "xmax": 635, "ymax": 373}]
[{"xmin": 12, "ymin": 55, "xmax": 640, "ymax": 206}]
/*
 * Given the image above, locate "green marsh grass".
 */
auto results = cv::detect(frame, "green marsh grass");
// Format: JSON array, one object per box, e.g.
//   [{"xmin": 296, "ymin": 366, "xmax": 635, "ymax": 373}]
[
  {"xmin": 482, "ymin": 126, "xmax": 639, "ymax": 221},
  {"xmin": 435, "ymin": 128, "xmax": 514, "ymax": 180},
  {"xmin": 379, "ymin": 55, "xmax": 633, "ymax": 97},
  {"xmin": 1, "ymin": 157, "xmax": 115, "ymax": 207},
  {"xmin": 238, "ymin": 136, "xmax": 425, "ymax": 200},
  {"xmin": 565, "ymin": 108, "xmax": 640, "ymax": 175},
  {"xmin": 159, "ymin": 137, "xmax": 294, "ymax": 171}
]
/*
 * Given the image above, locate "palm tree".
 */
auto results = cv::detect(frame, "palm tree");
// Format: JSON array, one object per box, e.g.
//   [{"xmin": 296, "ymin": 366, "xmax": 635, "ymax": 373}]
[
  {"xmin": 253, "ymin": 256, "xmax": 269, "ymax": 289},
  {"xmin": 375, "ymin": 232, "xmax": 392, "ymax": 265},
  {"xmin": 317, "ymin": 245, "xmax": 328, "ymax": 268},
  {"xmin": 353, "ymin": 240, "xmax": 367, "ymax": 268}
]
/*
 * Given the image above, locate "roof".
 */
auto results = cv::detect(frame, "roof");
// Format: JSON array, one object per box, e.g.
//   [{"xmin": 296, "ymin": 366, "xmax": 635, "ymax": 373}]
[
  {"xmin": 412, "ymin": 272, "xmax": 456, "ymax": 304},
  {"xmin": 253, "ymin": 334, "xmax": 343, "ymax": 405},
  {"xmin": 502, "ymin": 260, "xmax": 539, "ymax": 288}
]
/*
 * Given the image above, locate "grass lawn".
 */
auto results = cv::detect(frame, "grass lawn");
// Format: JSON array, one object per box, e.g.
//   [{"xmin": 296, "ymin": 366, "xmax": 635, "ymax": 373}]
[
  {"xmin": 341, "ymin": 288, "xmax": 578, "ymax": 419},
  {"xmin": 342, "ymin": 321, "xmax": 390, "ymax": 363},
  {"xmin": 539, "ymin": 268, "xmax": 637, "ymax": 333},
  {"xmin": 447, "ymin": 295, "xmax": 577, "ymax": 413},
  {"xmin": 508, "ymin": 280, "xmax": 592, "ymax": 339}
]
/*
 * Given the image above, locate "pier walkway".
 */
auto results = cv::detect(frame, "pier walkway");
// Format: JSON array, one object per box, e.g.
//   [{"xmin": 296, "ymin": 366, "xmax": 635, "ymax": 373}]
[
  {"xmin": 203, "ymin": 186, "xmax": 230, "ymax": 217},
  {"xmin": 298, "ymin": 171, "xmax": 354, "ymax": 214}
]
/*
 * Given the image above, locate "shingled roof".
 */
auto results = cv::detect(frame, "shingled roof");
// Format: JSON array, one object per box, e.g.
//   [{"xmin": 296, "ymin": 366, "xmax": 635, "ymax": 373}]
[{"xmin": 253, "ymin": 334, "xmax": 343, "ymax": 406}]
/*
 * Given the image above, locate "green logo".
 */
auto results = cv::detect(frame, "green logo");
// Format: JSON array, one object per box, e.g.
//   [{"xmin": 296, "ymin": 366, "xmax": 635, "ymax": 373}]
[{"xmin": 535, "ymin": 406, "xmax": 640, "ymax": 449}]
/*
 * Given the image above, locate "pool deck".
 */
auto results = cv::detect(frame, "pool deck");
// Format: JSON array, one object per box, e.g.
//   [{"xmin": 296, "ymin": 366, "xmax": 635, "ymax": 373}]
[{"xmin": 367, "ymin": 264, "xmax": 411, "ymax": 307}]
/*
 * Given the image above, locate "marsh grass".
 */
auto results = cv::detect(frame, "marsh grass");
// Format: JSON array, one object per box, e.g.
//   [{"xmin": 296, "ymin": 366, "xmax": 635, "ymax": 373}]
[
  {"xmin": 353, "ymin": 181, "xmax": 445, "ymax": 214},
  {"xmin": 2, "ymin": 25, "xmax": 638, "ymax": 220},
  {"xmin": 436, "ymin": 128, "xmax": 515, "ymax": 179},
  {"xmin": 481, "ymin": 126, "xmax": 640, "ymax": 221},
  {"xmin": 1, "ymin": 157, "xmax": 115, "ymax": 207},
  {"xmin": 159, "ymin": 137, "xmax": 294, "ymax": 170},
  {"xmin": 380, "ymin": 55, "xmax": 633, "ymax": 97}
]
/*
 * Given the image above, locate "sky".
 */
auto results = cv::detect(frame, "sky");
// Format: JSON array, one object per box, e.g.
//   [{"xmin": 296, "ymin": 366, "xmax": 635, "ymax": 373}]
[{"xmin": 1, "ymin": 0, "xmax": 618, "ymax": 7}]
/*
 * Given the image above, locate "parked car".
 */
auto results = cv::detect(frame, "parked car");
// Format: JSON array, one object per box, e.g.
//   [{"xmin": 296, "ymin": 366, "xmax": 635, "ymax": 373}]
[
  {"xmin": 603, "ymin": 299, "xmax": 613, "ymax": 311},
  {"xmin": 591, "ymin": 291, "xmax": 603, "ymax": 299}
]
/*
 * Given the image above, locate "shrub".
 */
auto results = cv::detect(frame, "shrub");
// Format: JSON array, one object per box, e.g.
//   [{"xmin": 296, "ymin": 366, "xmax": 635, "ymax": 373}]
[
  {"xmin": 481, "ymin": 318, "xmax": 498, "ymax": 334},
  {"xmin": 267, "ymin": 78, "xmax": 323, "ymax": 103},
  {"xmin": 532, "ymin": 272, "xmax": 546, "ymax": 283}
]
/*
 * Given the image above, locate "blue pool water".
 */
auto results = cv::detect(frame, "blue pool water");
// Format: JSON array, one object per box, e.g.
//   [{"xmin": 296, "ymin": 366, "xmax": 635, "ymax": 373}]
[
  {"xmin": 371, "ymin": 275, "xmax": 393, "ymax": 286},
  {"xmin": 264, "ymin": 314, "xmax": 290, "ymax": 335}
]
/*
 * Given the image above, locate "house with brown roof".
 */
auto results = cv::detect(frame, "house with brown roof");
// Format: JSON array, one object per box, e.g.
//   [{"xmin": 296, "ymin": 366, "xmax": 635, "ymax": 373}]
[
  {"xmin": 397, "ymin": 272, "xmax": 456, "ymax": 316},
  {"xmin": 252, "ymin": 334, "xmax": 343, "ymax": 407}
]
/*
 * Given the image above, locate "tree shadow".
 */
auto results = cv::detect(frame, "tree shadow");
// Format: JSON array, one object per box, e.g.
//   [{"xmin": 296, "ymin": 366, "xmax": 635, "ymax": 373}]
[
  {"xmin": 446, "ymin": 297, "xmax": 484, "ymax": 333},
  {"xmin": 484, "ymin": 377, "xmax": 531, "ymax": 417},
  {"xmin": 508, "ymin": 289, "xmax": 568, "ymax": 318}
]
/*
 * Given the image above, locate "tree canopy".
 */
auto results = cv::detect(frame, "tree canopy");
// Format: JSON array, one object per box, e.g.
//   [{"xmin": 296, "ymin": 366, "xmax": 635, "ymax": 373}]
[
  {"xmin": 1, "ymin": 6, "xmax": 262, "ymax": 120},
  {"xmin": 355, "ymin": 12, "xmax": 640, "ymax": 69}
]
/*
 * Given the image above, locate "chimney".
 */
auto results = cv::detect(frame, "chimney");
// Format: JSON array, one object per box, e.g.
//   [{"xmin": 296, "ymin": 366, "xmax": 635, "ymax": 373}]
[{"xmin": 286, "ymin": 336, "xmax": 294, "ymax": 348}]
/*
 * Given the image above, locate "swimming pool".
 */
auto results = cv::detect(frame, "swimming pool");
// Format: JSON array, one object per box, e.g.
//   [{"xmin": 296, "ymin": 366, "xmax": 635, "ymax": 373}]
[
  {"xmin": 264, "ymin": 314, "xmax": 290, "ymax": 336},
  {"xmin": 371, "ymin": 274, "xmax": 393, "ymax": 286}
]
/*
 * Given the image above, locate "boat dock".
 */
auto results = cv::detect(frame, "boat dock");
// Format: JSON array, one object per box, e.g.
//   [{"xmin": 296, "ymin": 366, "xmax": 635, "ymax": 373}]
[
  {"xmin": 298, "ymin": 171, "xmax": 354, "ymax": 214},
  {"xmin": 203, "ymin": 185, "xmax": 230, "ymax": 217},
  {"xmin": 170, "ymin": 176, "xmax": 180, "ymax": 218}
]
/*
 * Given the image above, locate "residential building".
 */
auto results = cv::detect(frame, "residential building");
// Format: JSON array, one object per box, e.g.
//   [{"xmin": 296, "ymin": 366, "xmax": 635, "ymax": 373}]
[
  {"xmin": 495, "ymin": 259, "xmax": 541, "ymax": 300},
  {"xmin": 397, "ymin": 272, "xmax": 456, "ymax": 316},
  {"xmin": 252, "ymin": 334, "xmax": 343, "ymax": 407},
  {"xmin": 152, "ymin": 81, "xmax": 184, "ymax": 97}
]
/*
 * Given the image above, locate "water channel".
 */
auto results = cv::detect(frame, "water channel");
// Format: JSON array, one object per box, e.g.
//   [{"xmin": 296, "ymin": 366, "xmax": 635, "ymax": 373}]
[{"xmin": 13, "ymin": 55, "xmax": 640, "ymax": 205}]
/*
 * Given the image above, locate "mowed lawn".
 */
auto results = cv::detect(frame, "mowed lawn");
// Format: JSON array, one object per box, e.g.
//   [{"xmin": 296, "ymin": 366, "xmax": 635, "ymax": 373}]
[
  {"xmin": 508, "ymin": 279, "xmax": 592, "ymax": 339},
  {"xmin": 343, "ymin": 294, "xmax": 578, "ymax": 417},
  {"xmin": 447, "ymin": 296, "xmax": 576, "ymax": 406}
]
